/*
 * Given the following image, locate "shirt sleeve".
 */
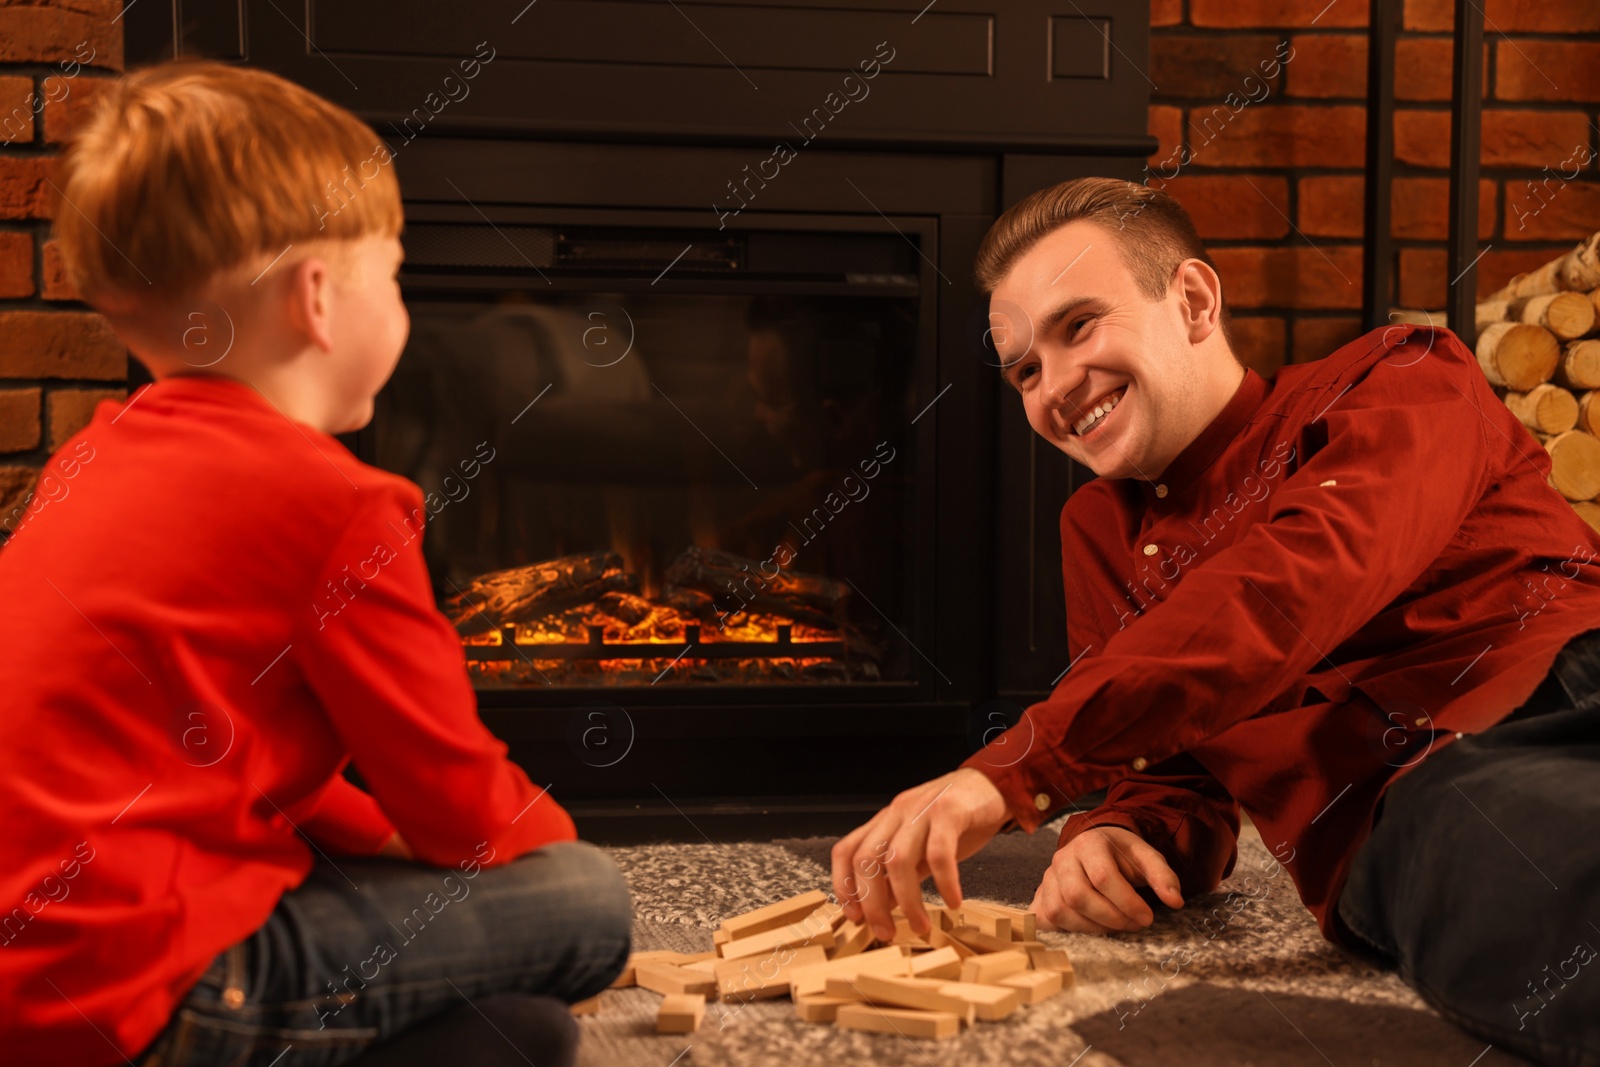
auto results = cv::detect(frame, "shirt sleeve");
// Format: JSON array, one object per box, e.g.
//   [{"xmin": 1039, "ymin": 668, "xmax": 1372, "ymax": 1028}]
[
  {"xmin": 962, "ymin": 327, "xmax": 1495, "ymax": 832},
  {"xmin": 1054, "ymin": 752, "xmax": 1241, "ymax": 897},
  {"xmin": 293, "ymin": 773, "xmax": 399, "ymax": 856},
  {"xmin": 292, "ymin": 482, "xmax": 577, "ymax": 868}
]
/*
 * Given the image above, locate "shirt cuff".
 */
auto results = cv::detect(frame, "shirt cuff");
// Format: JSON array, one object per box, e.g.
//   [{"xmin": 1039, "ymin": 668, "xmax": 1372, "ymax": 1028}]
[
  {"xmin": 960, "ymin": 746, "xmax": 1081, "ymax": 835},
  {"xmin": 298, "ymin": 777, "xmax": 400, "ymax": 856}
]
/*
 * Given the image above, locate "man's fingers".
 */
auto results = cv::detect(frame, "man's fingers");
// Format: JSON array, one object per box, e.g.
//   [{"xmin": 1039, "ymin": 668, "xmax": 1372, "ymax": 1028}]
[
  {"xmin": 1034, "ymin": 864, "xmax": 1115, "ymax": 935},
  {"xmin": 924, "ymin": 816, "xmax": 963, "ymax": 925},
  {"xmin": 830, "ymin": 825, "xmax": 869, "ymax": 921},
  {"xmin": 853, "ymin": 817, "xmax": 901, "ymax": 942},
  {"xmin": 884, "ymin": 818, "xmax": 932, "ymax": 939},
  {"xmin": 1062, "ymin": 853, "xmax": 1148, "ymax": 931},
  {"xmin": 1123, "ymin": 842, "xmax": 1185, "ymax": 910}
]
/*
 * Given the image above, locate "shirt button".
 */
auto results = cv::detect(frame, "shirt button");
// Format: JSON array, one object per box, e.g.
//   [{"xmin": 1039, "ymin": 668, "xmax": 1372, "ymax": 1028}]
[
  {"xmin": 1414, "ymin": 717, "xmax": 1428, "ymax": 727},
  {"xmin": 1154, "ymin": 484, "xmax": 1168, "ymax": 498},
  {"xmin": 1142, "ymin": 544, "xmax": 1158, "ymax": 556},
  {"xmin": 1131, "ymin": 756, "xmax": 1149, "ymax": 771},
  {"xmin": 1320, "ymin": 479, "xmax": 1337, "ymax": 487},
  {"xmin": 1034, "ymin": 792, "xmax": 1051, "ymax": 811}
]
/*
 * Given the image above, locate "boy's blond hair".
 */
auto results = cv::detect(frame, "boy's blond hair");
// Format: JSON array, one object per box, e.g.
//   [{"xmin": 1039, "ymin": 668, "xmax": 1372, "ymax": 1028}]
[{"xmin": 53, "ymin": 59, "xmax": 402, "ymax": 309}]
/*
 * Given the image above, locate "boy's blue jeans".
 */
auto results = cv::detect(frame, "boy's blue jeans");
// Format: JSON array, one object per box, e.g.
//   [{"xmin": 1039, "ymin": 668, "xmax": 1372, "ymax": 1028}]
[
  {"xmin": 1336, "ymin": 627, "xmax": 1600, "ymax": 1067},
  {"xmin": 136, "ymin": 840, "xmax": 632, "ymax": 1067}
]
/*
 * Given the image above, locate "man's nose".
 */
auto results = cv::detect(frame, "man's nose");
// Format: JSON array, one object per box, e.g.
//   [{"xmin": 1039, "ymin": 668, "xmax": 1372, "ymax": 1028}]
[{"xmin": 1037, "ymin": 352, "xmax": 1085, "ymax": 416}]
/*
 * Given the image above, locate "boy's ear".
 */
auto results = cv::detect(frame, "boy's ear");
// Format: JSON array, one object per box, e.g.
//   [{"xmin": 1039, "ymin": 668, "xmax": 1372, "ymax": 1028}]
[
  {"xmin": 1174, "ymin": 258, "xmax": 1224, "ymax": 345},
  {"xmin": 285, "ymin": 253, "xmax": 337, "ymax": 353}
]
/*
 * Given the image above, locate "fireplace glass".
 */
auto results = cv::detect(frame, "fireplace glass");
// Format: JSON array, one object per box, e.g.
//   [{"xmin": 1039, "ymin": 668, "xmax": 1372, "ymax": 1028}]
[{"xmin": 374, "ymin": 230, "xmax": 924, "ymax": 690}]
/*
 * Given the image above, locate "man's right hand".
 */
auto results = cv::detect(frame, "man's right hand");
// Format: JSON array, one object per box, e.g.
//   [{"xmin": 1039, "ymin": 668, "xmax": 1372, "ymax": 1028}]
[{"xmin": 1029, "ymin": 825, "xmax": 1184, "ymax": 934}]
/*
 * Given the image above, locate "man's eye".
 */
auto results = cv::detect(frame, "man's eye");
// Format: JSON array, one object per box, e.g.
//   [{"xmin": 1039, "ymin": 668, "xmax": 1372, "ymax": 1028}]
[{"xmin": 1071, "ymin": 316, "xmax": 1093, "ymax": 336}]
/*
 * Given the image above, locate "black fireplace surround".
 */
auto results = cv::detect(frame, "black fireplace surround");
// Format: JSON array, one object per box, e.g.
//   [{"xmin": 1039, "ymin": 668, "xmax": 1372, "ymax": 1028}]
[{"xmin": 128, "ymin": 0, "xmax": 1153, "ymax": 840}]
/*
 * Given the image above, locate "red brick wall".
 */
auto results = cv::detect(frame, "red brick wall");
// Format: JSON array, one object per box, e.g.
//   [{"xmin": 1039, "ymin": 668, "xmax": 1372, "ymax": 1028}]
[
  {"xmin": 0, "ymin": 0, "xmax": 125, "ymax": 540},
  {"xmin": 1149, "ymin": 0, "xmax": 1600, "ymax": 376}
]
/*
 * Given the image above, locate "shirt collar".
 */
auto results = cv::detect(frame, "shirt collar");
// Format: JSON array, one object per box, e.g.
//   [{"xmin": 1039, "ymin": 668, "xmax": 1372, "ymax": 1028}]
[{"xmin": 1136, "ymin": 365, "xmax": 1270, "ymax": 507}]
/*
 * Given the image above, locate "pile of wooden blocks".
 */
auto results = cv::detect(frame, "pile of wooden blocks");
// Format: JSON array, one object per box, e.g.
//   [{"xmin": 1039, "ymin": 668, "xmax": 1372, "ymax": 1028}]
[
  {"xmin": 1474, "ymin": 232, "xmax": 1600, "ymax": 532},
  {"xmin": 594, "ymin": 889, "xmax": 1072, "ymax": 1041}
]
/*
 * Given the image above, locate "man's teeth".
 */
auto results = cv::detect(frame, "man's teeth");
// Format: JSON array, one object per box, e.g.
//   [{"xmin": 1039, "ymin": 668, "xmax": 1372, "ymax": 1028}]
[{"xmin": 1074, "ymin": 387, "xmax": 1125, "ymax": 436}]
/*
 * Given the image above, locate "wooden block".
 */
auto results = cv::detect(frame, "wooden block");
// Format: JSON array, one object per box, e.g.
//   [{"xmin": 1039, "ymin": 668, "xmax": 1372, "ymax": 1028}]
[
  {"xmin": 836, "ymin": 1003, "xmax": 960, "ymax": 1040},
  {"xmin": 927, "ymin": 924, "xmax": 976, "ymax": 959},
  {"xmin": 795, "ymin": 992, "xmax": 859, "ymax": 1023},
  {"xmin": 960, "ymin": 949, "xmax": 1029, "ymax": 985},
  {"xmin": 999, "ymin": 968, "xmax": 1064, "ymax": 1004},
  {"xmin": 849, "ymin": 972, "xmax": 977, "ymax": 1026},
  {"xmin": 829, "ymin": 920, "xmax": 873, "ymax": 959},
  {"xmin": 968, "ymin": 901, "xmax": 1037, "ymax": 941},
  {"xmin": 718, "ymin": 916, "xmax": 836, "ymax": 961},
  {"xmin": 719, "ymin": 889, "xmax": 828, "ymax": 942},
  {"xmin": 789, "ymin": 945, "xmax": 910, "ymax": 998},
  {"xmin": 907, "ymin": 946, "xmax": 964, "ymax": 981},
  {"xmin": 822, "ymin": 975, "xmax": 870, "ymax": 998},
  {"xmin": 680, "ymin": 957, "xmax": 720, "ymax": 976},
  {"xmin": 713, "ymin": 945, "xmax": 827, "ymax": 1001},
  {"xmin": 1026, "ymin": 946, "xmax": 1076, "ymax": 983},
  {"xmin": 657, "ymin": 993, "xmax": 705, "ymax": 1034},
  {"xmin": 810, "ymin": 901, "xmax": 847, "ymax": 932},
  {"xmin": 570, "ymin": 994, "xmax": 601, "ymax": 1015},
  {"xmin": 891, "ymin": 916, "xmax": 932, "ymax": 949},
  {"xmin": 937, "ymin": 981, "xmax": 1024, "ymax": 1021},
  {"xmin": 713, "ymin": 926, "xmax": 730, "ymax": 946},
  {"xmin": 947, "ymin": 924, "xmax": 1015, "ymax": 954},
  {"xmin": 957, "ymin": 902, "xmax": 1012, "ymax": 941},
  {"xmin": 635, "ymin": 962, "xmax": 718, "ymax": 998}
]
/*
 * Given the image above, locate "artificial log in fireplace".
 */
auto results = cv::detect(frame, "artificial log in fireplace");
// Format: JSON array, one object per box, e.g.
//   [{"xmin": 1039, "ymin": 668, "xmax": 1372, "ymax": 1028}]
[
  {"xmin": 446, "ymin": 548, "xmax": 884, "ymax": 687},
  {"xmin": 129, "ymin": 0, "xmax": 1154, "ymax": 839}
]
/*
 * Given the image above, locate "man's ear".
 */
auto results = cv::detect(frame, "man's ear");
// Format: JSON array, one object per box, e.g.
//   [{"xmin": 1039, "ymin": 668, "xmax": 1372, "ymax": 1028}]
[
  {"xmin": 1174, "ymin": 258, "xmax": 1224, "ymax": 345},
  {"xmin": 284, "ymin": 254, "xmax": 336, "ymax": 353}
]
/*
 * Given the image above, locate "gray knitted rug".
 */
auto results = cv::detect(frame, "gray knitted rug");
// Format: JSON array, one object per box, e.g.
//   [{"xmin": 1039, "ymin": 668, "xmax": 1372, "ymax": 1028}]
[{"xmin": 582, "ymin": 814, "xmax": 1536, "ymax": 1066}]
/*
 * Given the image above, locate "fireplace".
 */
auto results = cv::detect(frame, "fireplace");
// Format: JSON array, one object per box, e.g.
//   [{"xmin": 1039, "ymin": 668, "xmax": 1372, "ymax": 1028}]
[{"xmin": 128, "ymin": 0, "xmax": 1154, "ymax": 838}]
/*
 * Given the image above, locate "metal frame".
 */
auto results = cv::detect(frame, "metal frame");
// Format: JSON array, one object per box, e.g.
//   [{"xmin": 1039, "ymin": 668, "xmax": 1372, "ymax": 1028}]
[{"xmin": 1362, "ymin": 0, "xmax": 1486, "ymax": 345}]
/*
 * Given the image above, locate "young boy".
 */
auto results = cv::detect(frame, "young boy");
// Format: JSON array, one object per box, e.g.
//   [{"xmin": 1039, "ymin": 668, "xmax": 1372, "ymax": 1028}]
[{"xmin": 0, "ymin": 60, "xmax": 631, "ymax": 1066}]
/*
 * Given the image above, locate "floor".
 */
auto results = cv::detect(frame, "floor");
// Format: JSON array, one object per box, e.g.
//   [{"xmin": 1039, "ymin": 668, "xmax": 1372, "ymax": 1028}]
[{"xmin": 578, "ymin": 813, "xmax": 1537, "ymax": 1067}]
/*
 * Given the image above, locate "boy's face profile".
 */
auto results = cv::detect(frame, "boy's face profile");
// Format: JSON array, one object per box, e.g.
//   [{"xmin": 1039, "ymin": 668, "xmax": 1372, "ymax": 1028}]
[{"xmin": 315, "ymin": 235, "xmax": 409, "ymax": 434}]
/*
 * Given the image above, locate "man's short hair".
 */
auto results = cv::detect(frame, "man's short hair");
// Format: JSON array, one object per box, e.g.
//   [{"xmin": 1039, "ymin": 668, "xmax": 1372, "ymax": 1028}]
[
  {"xmin": 973, "ymin": 176, "xmax": 1233, "ymax": 347},
  {"xmin": 53, "ymin": 59, "xmax": 402, "ymax": 308}
]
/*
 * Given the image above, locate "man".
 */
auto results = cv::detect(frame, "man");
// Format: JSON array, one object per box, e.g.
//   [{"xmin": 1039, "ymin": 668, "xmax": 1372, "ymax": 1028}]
[{"xmin": 832, "ymin": 177, "xmax": 1600, "ymax": 1064}]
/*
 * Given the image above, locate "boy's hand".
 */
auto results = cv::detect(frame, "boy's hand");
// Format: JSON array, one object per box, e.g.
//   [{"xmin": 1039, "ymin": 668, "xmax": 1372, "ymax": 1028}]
[
  {"xmin": 1030, "ymin": 825, "xmax": 1183, "ymax": 933},
  {"xmin": 831, "ymin": 768, "xmax": 1010, "ymax": 942},
  {"xmin": 378, "ymin": 832, "xmax": 415, "ymax": 860}
]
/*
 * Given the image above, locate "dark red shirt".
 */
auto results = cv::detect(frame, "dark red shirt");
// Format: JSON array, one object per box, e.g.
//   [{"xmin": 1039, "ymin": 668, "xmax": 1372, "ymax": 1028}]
[
  {"xmin": 963, "ymin": 325, "xmax": 1600, "ymax": 944},
  {"xmin": 0, "ymin": 375, "xmax": 575, "ymax": 1065}
]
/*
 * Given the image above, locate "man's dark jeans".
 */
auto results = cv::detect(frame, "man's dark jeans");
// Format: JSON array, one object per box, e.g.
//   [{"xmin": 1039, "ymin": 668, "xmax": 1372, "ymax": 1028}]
[
  {"xmin": 136, "ymin": 840, "xmax": 632, "ymax": 1067},
  {"xmin": 1336, "ymin": 627, "xmax": 1600, "ymax": 1067}
]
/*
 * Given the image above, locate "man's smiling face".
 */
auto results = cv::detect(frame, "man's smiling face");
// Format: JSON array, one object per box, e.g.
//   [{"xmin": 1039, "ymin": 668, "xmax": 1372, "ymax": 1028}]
[{"xmin": 990, "ymin": 218, "xmax": 1222, "ymax": 481}]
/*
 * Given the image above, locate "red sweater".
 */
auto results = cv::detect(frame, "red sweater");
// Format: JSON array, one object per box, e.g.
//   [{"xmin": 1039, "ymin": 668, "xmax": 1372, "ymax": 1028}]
[
  {"xmin": 0, "ymin": 374, "xmax": 576, "ymax": 1065},
  {"xmin": 963, "ymin": 326, "xmax": 1600, "ymax": 943}
]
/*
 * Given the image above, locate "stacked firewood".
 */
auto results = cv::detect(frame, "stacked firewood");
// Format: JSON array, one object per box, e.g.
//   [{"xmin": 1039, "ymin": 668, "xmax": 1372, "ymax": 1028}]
[
  {"xmin": 583, "ymin": 889, "xmax": 1072, "ymax": 1041},
  {"xmin": 1474, "ymin": 233, "xmax": 1600, "ymax": 534}
]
